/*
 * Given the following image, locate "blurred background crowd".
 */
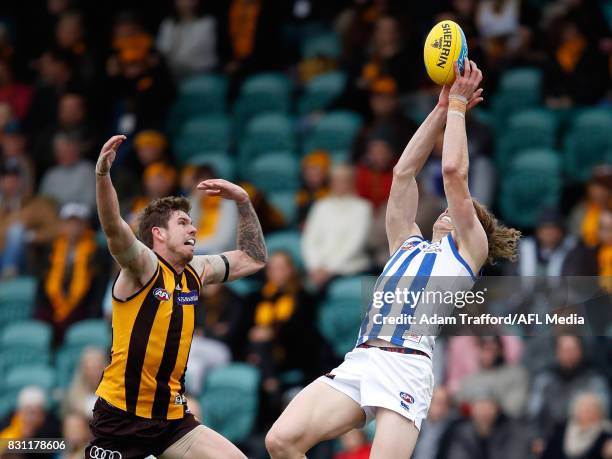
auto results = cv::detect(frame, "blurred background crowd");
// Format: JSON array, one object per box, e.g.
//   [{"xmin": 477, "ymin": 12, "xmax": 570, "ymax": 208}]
[{"xmin": 0, "ymin": 0, "xmax": 610, "ymax": 458}]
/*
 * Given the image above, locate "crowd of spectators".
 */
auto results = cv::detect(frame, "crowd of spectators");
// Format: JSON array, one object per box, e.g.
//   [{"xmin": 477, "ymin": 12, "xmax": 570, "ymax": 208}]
[{"xmin": 0, "ymin": 0, "xmax": 610, "ymax": 458}]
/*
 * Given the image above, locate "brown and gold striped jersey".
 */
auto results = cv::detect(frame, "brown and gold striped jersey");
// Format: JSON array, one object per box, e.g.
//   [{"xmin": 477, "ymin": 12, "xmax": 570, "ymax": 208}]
[{"xmin": 96, "ymin": 254, "xmax": 201, "ymax": 420}]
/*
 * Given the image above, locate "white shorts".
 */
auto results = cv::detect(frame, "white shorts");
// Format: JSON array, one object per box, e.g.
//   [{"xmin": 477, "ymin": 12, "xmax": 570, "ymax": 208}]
[{"xmin": 317, "ymin": 346, "xmax": 434, "ymax": 430}]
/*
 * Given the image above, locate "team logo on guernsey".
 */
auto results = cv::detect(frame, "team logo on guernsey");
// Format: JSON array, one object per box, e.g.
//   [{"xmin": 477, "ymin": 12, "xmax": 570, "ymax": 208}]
[
  {"xmin": 422, "ymin": 243, "xmax": 442, "ymax": 253},
  {"xmin": 174, "ymin": 393, "xmax": 187, "ymax": 405},
  {"xmin": 153, "ymin": 288, "xmax": 170, "ymax": 301},
  {"xmin": 176, "ymin": 290, "xmax": 199, "ymax": 305},
  {"xmin": 401, "ymin": 241, "xmax": 418, "ymax": 251}
]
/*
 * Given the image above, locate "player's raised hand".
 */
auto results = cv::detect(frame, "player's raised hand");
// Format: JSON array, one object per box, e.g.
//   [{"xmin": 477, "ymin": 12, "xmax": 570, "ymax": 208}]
[
  {"xmin": 197, "ymin": 179, "xmax": 250, "ymax": 203},
  {"xmin": 450, "ymin": 58, "xmax": 483, "ymax": 101},
  {"xmin": 96, "ymin": 135, "xmax": 126, "ymax": 176}
]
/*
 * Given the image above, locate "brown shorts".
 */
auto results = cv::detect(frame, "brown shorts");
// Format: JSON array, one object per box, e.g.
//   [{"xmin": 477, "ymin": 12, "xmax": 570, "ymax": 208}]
[{"xmin": 85, "ymin": 397, "xmax": 200, "ymax": 459}]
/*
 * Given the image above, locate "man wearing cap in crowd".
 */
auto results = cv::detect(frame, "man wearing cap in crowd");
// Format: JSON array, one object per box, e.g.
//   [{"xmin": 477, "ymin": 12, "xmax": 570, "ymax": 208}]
[{"xmin": 35, "ymin": 202, "xmax": 110, "ymax": 346}]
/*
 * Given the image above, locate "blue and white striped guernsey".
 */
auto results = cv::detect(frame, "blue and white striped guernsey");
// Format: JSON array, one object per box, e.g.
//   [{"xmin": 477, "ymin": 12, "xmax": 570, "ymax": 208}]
[{"xmin": 356, "ymin": 233, "xmax": 477, "ymax": 358}]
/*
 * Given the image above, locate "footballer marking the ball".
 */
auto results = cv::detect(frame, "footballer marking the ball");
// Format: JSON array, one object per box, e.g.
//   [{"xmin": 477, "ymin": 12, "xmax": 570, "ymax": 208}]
[{"xmin": 424, "ymin": 20, "xmax": 468, "ymax": 86}]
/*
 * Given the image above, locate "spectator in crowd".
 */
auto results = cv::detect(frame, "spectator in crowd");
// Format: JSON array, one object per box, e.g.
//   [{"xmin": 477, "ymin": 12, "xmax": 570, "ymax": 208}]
[
  {"xmin": 0, "ymin": 60, "xmax": 32, "ymax": 120},
  {"xmin": 106, "ymin": 13, "xmax": 175, "ymax": 134},
  {"xmin": 541, "ymin": 392, "xmax": 612, "ymax": 459},
  {"xmin": 240, "ymin": 182, "xmax": 286, "ymax": 234},
  {"xmin": 413, "ymin": 386, "xmax": 458, "ymax": 459},
  {"xmin": 358, "ymin": 15, "xmax": 419, "ymax": 93},
  {"xmin": 61, "ymin": 411, "xmax": 93, "ymax": 459},
  {"xmin": 445, "ymin": 335, "xmax": 523, "ymax": 395},
  {"xmin": 189, "ymin": 165, "xmax": 238, "ymax": 254},
  {"xmin": 198, "ymin": 282, "xmax": 248, "ymax": 359},
  {"xmin": 445, "ymin": 390, "xmax": 531, "ymax": 459},
  {"xmin": 35, "ymin": 203, "xmax": 110, "ymax": 345},
  {"xmin": 0, "ymin": 162, "xmax": 58, "ymax": 278},
  {"xmin": 528, "ymin": 336, "xmax": 610, "ymax": 442},
  {"xmin": 26, "ymin": 49, "xmax": 76, "ymax": 134},
  {"xmin": 61, "ymin": 347, "xmax": 108, "ymax": 419},
  {"xmin": 302, "ymin": 164, "xmax": 372, "ymax": 289},
  {"xmin": 511, "ymin": 208, "xmax": 576, "ymax": 277},
  {"xmin": 355, "ymin": 127, "xmax": 396, "ymax": 210},
  {"xmin": 456, "ymin": 336, "xmax": 529, "ymax": 419},
  {"xmin": 126, "ymin": 161, "xmax": 177, "ymax": 228},
  {"xmin": 334, "ymin": 429, "xmax": 372, "ymax": 459},
  {"xmin": 570, "ymin": 166, "xmax": 612, "ymax": 248},
  {"xmin": 1, "ymin": 121, "xmax": 35, "ymax": 195},
  {"xmin": 351, "ymin": 77, "xmax": 417, "ymax": 163},
  {"xmin": 33, "ymin": 90, "xmax": 97, "ymax": 174},
  {"xmin": 543, "ymin": 16, "xmax": 609, "ymax": 108},
  {"xmin": 157, "ymin": 0, "xmax": 219, "ymax": 80},
  {"xmin": 39, "ymin": 131, "xmax": 96, "ymax": 209},
  {"xmin": 54, "ymin": 10, "xmax": 96, "ymax": 86},
  {"xmin": 247, "ymin": 251, "xmax": 319, "ymax": 419},
  {"xmin": 115, "ymin": 128, "xmax": 169, "ymax": 198},
  {"xmin": 0, "ymin": 386, "xmax": 61, "ymax": 458},
  {"xmin": 296, "ymin": 149, "xmax": 331, "ymax": 228}
]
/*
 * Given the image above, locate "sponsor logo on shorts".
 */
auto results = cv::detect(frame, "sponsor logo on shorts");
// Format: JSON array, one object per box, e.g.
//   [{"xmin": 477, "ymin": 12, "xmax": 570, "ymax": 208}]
[
  {"xmin": 400, "ymin": 392, "xmax": 415, "ymax": 404},
  {"xmin": 400, "ymin": 401, "xmax": 410, "ymax": 411},
  {"xmin": 176, "ymin": 290, "xmax": 199, "ymax": 305},
  {"xmin": 153, "ymin": 288, "xmax": 170, "ymax": 301},
  {"xmin": 324, "ymin": 373, "xmax": 336, "ymax": 380},
  {"xmin": 89, "ymin": 446, "xmax": 122, "ymax": 459}
]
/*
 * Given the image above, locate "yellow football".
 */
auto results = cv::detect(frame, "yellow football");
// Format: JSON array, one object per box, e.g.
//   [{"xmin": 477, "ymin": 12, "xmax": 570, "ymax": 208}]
[{"xmin": 423, "ymin": 20, "xmax": 468, "ymax": 86}]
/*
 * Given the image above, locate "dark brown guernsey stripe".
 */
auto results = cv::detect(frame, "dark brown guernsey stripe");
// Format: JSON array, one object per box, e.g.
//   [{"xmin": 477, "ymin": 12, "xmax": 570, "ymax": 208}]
[
  {"xmin": 179, "ymin": 269, "xmax": 199, "ymax": 415},
  {"xmin": 124, "ymin": 269, "xmax": 162, "ymax": 414},
  {"xmin": 151, "ymin": 274, "xmax": 185, "ymax": 418}
]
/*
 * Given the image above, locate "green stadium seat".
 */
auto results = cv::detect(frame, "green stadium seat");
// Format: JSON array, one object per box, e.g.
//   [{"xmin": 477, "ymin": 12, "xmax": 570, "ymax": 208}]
[
  {"xmin": 268, "ymin": 191, "xmax": 298, "ymax": 226},
  {"xmin": 298, "ymin": 71, "xmax": 346, "ymax": 115},
  {"xmin": 187, "ymin": 152, "xmax": 236, "ymax": 181},
  {"xmin": 0, "ymin": 276, "xmax": 37, "ymax": 328},
  {"xmin": 246, "ymin": 153, "xmax": 300, "ymax": 193},
  {"xmin": 239, "ymin": 114, "xmax": 296, "ymax": 166},
  {"xmin": 200, "ymin": 364, "xmax": 260, "ymax": 443},
  {"xmin": 327, "ymin": 276, "xmax": 364, "ymax": 302},
  {"xmin": 0, "ymin": 393, "xmax": 15, "ymax": 420},
  {"xmin": 225, "ymin": 278, "xmax": 262, "ymax": 298},
  {"xmin": 496, "ymin": 108, "xmax": 559, "ymax": 168},
  {"xmin": 233, "ymin": 73, "xmax": 293, "ymax": 133},
  {"xmin": 174, "ymin": 115, "xmax": 231, "ymax": 162},
  {"xmin": 302, "ymin": 32, "xmax": 341, "ymax": 59},
  {"xmin": 491, "ymin": 67, "xmax": 542, "ymax": 127},
  {"xmin": 499, "ymin": 149, "xmax": 562, "ymax": 228},
  {"xmin": 0, "ymin": 321, "xmax": 52, "ymax": 375},
  {"xmin": 64, "ymin": 319, "xmax": 111, "ymax": 349},
  {"xmin": 165, "ymin": 74, "xmax": 228, "ymax": 137},
  {"xmin": 265, "ymin": 230, "xmax": 303, "ymax": 268},
  {"xmin": 318, "ymin": 299, "xmax": 363, "ymax": 358},
  {"xmin": 56, "ymin": 345, "xmax": 85, "ymax": 388},
  {"xmin": 4, "ymin": 365, "xmax": 56, "ymax": 393},
  {"xmin": 303, "ymin": 111, "xmax": 362, "ymax": 154},
  {"xmin": 563, "ymin": 109, "xmax": 612, "ymax": 182}
]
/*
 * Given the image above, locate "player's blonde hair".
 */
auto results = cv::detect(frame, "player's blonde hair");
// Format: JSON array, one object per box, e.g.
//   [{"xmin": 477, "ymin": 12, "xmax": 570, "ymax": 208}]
[{"xmin": 472, "ymin": 199, "xmax": 521, "ymax": 264}]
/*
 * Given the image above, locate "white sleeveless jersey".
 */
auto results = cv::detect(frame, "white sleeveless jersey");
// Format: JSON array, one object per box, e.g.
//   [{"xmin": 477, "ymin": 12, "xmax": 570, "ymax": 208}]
[{"xmin": 356, "ymin": 234, "xmax": 477, "ymax": 357}]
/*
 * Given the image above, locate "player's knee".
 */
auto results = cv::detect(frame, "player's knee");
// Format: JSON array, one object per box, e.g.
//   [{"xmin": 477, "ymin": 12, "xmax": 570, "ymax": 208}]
[{"xmin": 265, "ymin": 424, "xmax": 302, "ymax": 456}]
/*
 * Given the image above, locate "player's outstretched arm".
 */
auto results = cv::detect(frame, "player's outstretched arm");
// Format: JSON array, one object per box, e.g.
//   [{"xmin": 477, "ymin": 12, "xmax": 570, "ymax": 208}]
[
  {"xmin": 96, "ymin": 135, "xmax": 157, "ymax": 282},
  {"xmin": 386, "ymin": 85, "xmax": 483, "ymax": 254},
  {"xmin": 441, "ymin": 59, "xmax": 487, "ymax": 265},
  {"xmin": 191, "ymin": 179, "xmax": 267, "ymax": 285}
]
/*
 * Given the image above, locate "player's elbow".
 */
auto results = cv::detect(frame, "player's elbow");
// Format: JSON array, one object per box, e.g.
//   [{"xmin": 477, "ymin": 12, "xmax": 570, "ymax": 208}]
[
  {"xmin": 442, "ymin": 163, "xmax": 467, "ymax": 180},
  {"xmin": 392, "ymin": 165, "xmax": 417, "ymax": 179}
]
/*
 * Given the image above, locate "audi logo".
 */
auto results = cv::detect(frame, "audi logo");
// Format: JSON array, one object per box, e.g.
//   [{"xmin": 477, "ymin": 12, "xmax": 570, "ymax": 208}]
[{"xmin": 89, "ymin": 446, "xmax": 123, "ymax": 459}]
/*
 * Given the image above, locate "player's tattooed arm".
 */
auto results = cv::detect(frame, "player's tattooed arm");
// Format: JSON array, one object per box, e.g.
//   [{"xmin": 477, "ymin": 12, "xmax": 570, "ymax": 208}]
[
  {"xmin": 236, "ymin": 200, "xmax": 267, "ymax": 264},
  {"xmin": 193, "ymin": 179, "xmax": 267, "ymax": 284}
]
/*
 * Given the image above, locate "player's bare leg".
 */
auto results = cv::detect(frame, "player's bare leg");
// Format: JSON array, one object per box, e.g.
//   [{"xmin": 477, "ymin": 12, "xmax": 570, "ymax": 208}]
[
  {"xmin": 370, "ymin": 408, "xmax": 419, "ymax": 459},
  {"xmin": 159, "ymin": 425, "xmax": 246, "ymax": 459},
  {"xmin": 266, "ymin": 380, "xmax": 366, "ymax": 459}
]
